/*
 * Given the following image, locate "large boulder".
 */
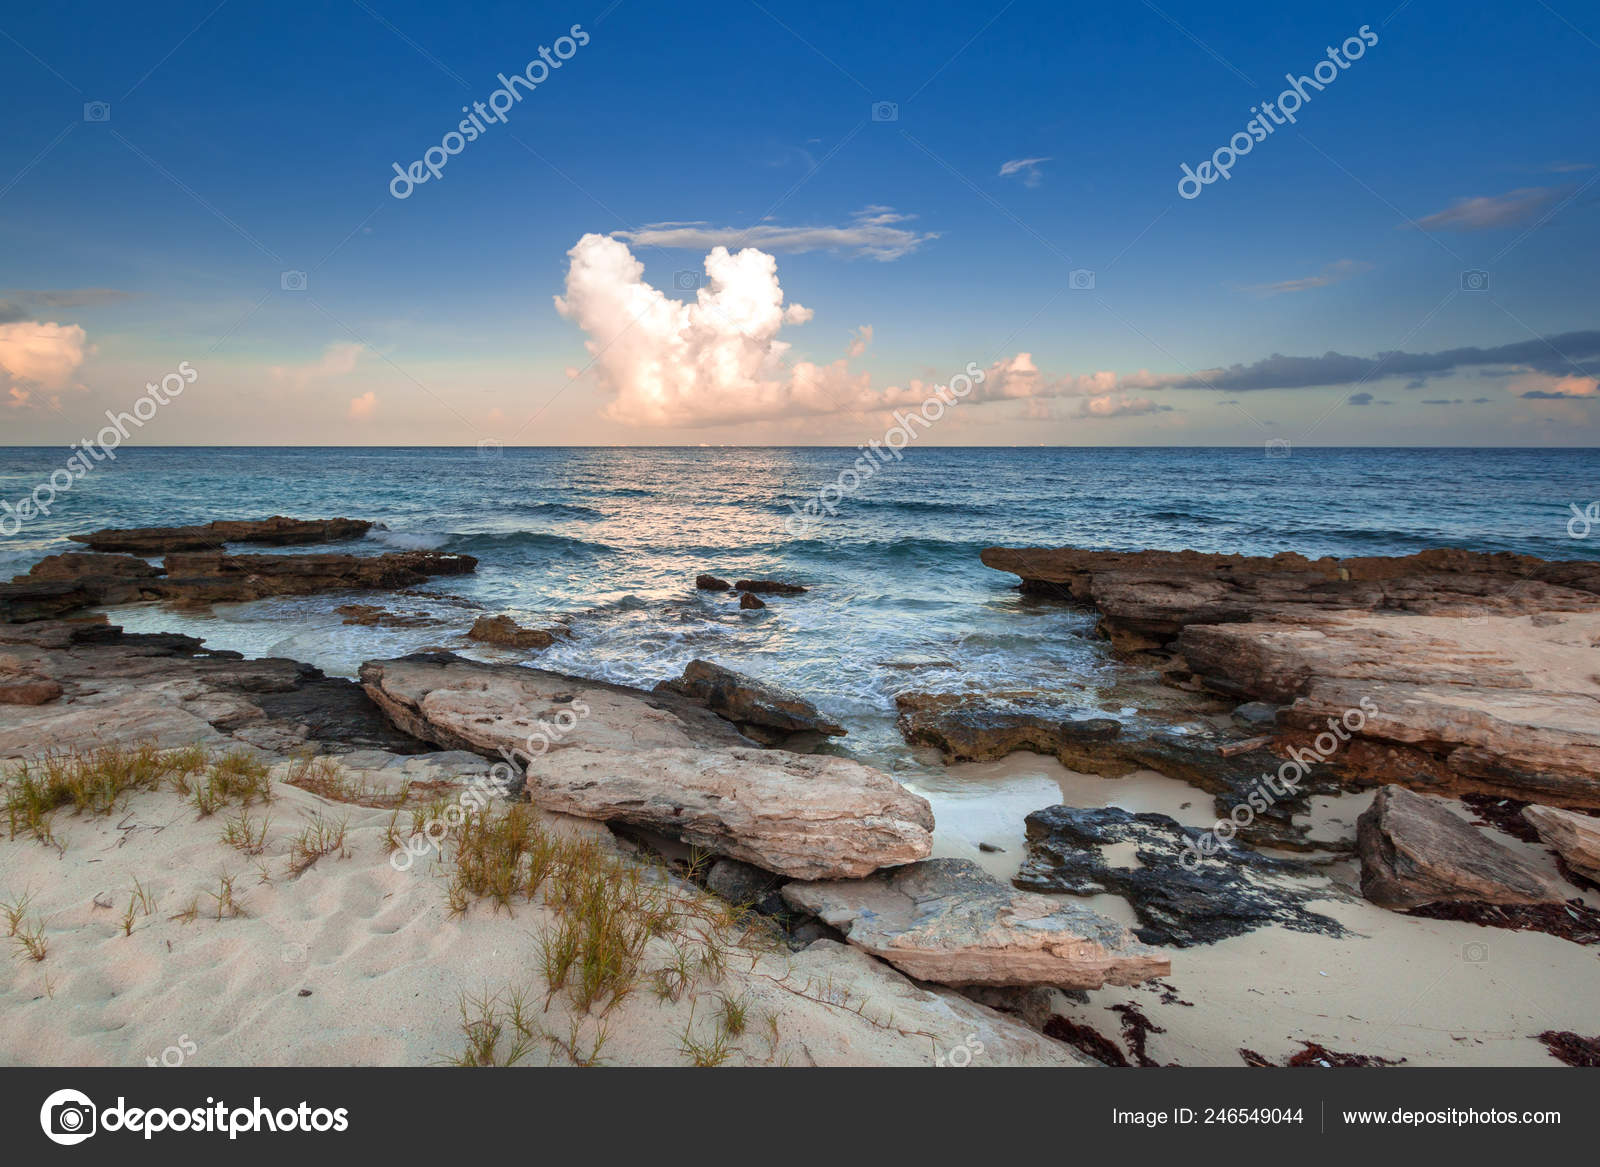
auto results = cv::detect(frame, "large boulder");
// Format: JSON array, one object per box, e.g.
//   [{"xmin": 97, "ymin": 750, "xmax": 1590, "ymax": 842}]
[
  {"xmin": 895, "ymin": 692, "xmax": 1119, "ymax": 762},
  {"xmin": 359, "ymin": 655, "xmax": 932, "ymax": 879},
  {"xmin": 783, "ymin": 858, "xmax": 1169, "ymax": 989},
  {"xmin": 1356, "ymin": 785, "xmax": 1566, "ymax": 909},
  {"xmin": 1522, "ymin": 804, "xmax": 1600, "ymax": 884},
  {"xmin": 655, "ymin": 659, "xmax": 844, "ymax": 740}
]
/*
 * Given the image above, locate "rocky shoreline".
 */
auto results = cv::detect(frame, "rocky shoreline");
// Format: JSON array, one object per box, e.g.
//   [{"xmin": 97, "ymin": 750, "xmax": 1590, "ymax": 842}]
[{"xmin": 3, "ymin": 522, "xmax": 1599, "ymax": 1066}]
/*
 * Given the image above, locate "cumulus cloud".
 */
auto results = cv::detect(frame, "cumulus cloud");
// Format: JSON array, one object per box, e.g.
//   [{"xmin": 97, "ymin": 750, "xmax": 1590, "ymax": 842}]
[
  {"xmin": 1412, "ymin": 186, "xmax": 1568, "ymax": 231},
  {"xmin": 269, "ymin": 342, "xmax": 366, "ymax": 389},
  {"xmin": 0, "ymin": 321, "xmax": 89, "ymax": 406},
  {"xmin": 613, "ymin": 206, "xmax": 937, "ymax": 261},
  {"xmin": 347, "ymin": 391, "xmax": 378, "ymax": 420},
  {"xmin": 998, "ymin": 157, "xmax": 1051, "ymax": 187},
  {"xmin": 1243, "ymin": 258, "xmax": 1372, "ymax": 296}
]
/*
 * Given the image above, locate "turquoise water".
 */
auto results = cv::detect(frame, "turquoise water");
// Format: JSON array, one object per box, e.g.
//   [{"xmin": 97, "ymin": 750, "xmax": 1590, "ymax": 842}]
[{"xmin": 2, "ymin": 446, "xmax": 1597, "ymax": 765}]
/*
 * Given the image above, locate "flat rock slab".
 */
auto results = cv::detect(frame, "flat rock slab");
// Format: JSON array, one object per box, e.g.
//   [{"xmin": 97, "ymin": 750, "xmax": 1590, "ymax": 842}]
[
  {"xmin": 1523, "ymin": 805, "xmax": 1600, "ymax": 883},
  {"xmin": 1356, "ymin": 785, "xmax": 1566, "ymax": 909},
  {"xmin": 1016, "ymin": 805, "xmax": 1346, "ymax": 947},
  {"xmin": 656, "ymin": 658, "xmax": 844, "ymax": 738},
  {"xmin": 360, "ymin": 655, "xmax": 933, "ymax": 879},
  {"xmin": 71, "ymin": 516, "xmax": 372, "ymax": 554},
  {"xmin": 783, "ymin": 858, "xmax": 1169, "ymax": 989},
  {"xmin": 895, "ymin": 692, "xmax": 1119, "ymax": 762}
]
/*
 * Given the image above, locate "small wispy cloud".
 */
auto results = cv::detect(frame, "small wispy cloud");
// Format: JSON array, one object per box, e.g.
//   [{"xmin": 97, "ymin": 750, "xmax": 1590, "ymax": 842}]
[
  {"xmin": 269, "ymin": 341, "xmax": 367, "ymax": 390},
  {"xmin": 998, "ymin": 157, "xmax": 1051, "ymax": 188},
  {"xmin": 1412, "ymin": 185, "xmax": 1570, "ymax": 231},
  {"xmin": 347, "ymin": 391, "xmax": 378, "ymax": 421},
  {"xmin": 1243, "ymin": 258, "xmax": 1372, "ymax": 296},
  {"xmin": 614, "ymin": 206, "xmax": 937, "ymax": 261}
]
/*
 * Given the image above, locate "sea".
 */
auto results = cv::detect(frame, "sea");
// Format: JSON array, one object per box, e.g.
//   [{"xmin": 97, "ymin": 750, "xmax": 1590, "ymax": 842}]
[{"xmin": 2, "ymin": 445, "xmax": 1597, "ymax": 781}]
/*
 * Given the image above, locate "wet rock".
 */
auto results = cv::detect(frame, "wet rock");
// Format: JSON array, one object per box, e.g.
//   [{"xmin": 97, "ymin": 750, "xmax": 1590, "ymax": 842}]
[
  {"xmin": 695, "ymin": 574, "xmax": 731, "ymax": 591},
  {"xmin": 895, "ymin": 692, "xmax": 1120, "ymax": 762},
  {"xmin": 655, "ymin": 659, "xmax": 844, "ymax": 739},
  {"xmin": 1015, "ymin": 805, "xmax": 1347, "ymax": 947},
  {"xmin": 734, "ymin": 578, "xmax": 807, "ymax": 595},
  {"xmin": 71, "ymin": 516, "xmax": 372, "ymax": 554},
  {"xmin": 335, "ymin": 604, "xmax": 441, "ymax": 628},
  {"xmin": 782, "ymin": 857, "xmax": 1169, "ymax": 988},
  {"xmin": 739, "ymin": 592, "xmax": 765, "ymax": 610},
  {"xmin": 1522, "ymin": 804, "xmax": 1600, "ymax": 883},
  {"xmin": 1356, "ymin": 785, "xmax": 1566, "ymax": 909},
  {"xmin": 466, "ymin": 614, "xmax": 560, "ymax": 649}
]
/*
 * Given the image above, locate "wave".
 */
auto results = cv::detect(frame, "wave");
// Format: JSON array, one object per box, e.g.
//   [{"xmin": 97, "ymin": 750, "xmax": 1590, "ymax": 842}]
[
  {"xmin": 500, "ymin": 502, "xmax": 605, "ymax": 519},
  {"xmin": 364, "ymin": 528, "xmax": 451, "ymax": 551}
]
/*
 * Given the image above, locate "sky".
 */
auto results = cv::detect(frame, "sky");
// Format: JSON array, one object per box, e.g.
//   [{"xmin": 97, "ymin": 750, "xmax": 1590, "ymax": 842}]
[{"xmin": 1, "ymin": 0, "xmax": 1597, "ymax": 447}]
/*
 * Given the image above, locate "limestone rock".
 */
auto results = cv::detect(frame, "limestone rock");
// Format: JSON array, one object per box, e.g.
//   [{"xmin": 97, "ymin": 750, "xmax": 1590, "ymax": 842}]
[
  {"xmin": 1356, "ymin": 785, "xmax": 1566, "ymax": 909},
  {"xmin": 466, "ymin": 614, "xmax": 559, "ymax": 649},
  {"xmin": 359, "ymin": 655, "xmax": 932, "ymax": 879},
  {"xmin": 1522, "ymin": 804, "xmax": 1600, "ymax": 884},
  {"xmin": 739, "ymin": 592, "xmax": 765, "ymax": 610},
  {"xmin": 695, "ymin": 574, "xmax": 731, "ymax": 591},
  {"xmin": 782, "ymin": 858, "xmax": 1169, "ymax": 988}
]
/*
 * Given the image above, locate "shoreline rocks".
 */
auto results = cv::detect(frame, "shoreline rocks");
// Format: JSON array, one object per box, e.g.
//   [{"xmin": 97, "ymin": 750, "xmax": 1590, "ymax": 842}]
[
  {"xmin": 359, "ymin": 654, "xmax": 933, "ymax": 879},
  {"xmin": 782, "ymin": 858, "xmax": 1170, "ymax": 989},
  {"xmin": 466, "ymin": 614, "xmax": 561, "ymax": 649},
  {"xmin": 734, "ymin": 578, "xmax": 807, "ymax": 595},
  {"xmin": 1523, "ymin": 805, "xmax": 1600, "ymax": 883},
  {"xmin": 655, "ymin": 659, "xmax": 844, "ymax": 743},
  {"xmin": 1356, "ymin": 785, "xmax": 1566, "ymax": 909},
  {"xmin": 981, "ymin": 544, "xmax": 1600, "ymax": 810},
  {"xmin": 2, "ymin": 548, "xmax": 476, "ymax": 622},
  {"xmin": 70, "ymin": 516, "xmax": 372, "ymax": 554}
]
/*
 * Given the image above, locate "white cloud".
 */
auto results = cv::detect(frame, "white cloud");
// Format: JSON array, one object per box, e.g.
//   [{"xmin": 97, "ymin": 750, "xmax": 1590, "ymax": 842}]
[
  {"xmin": 1413, "ymin": 186, "xmax": 1566, "ymax": 231},
  {"xmin": 998, "ymin": 157, "xmax": 1051, "ymax": 188},
  {"xmin": 1243, "ymin": 258, "xmax": 1372, "ymax": 296},
  {"xmin": 269, "ymin": 342, "xmax": 366, "ymax": 389},
  {"xmin": 613, "ymin": 207, "xmax": 937, "ymax": 261},
  {"xmin": 0, "ymin": 321, "xmax": 88, "ymax": 406},
  {"xmin": 347, "ymin": 391, "xmax": 378, "ymax": 420}
]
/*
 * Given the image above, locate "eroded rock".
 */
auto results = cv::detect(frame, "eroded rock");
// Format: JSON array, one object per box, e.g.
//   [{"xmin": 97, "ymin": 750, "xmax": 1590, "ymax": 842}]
[
  {"xmin": 734, "ymin": 578, "xmax": 807, "ymax": 595},
  {"xmin": 1356, "ymin": 785, "xmax": 1566, "ymax": 909},
  {"xmin": 71, "ymin": 516, "xmax": 372, "ymax": 554},
  {"xmin": 783, "ymin": 858, "xmax": 1169, "ymax": 989},
  {"xmin": 655, "ymin": 659, "xmax": 844, "ymax": 740},
  {"xmin": 467, "ymin": 614, "xmax": 560, "ymax": 649},
  {"xmin": 1523, "ymin": 805, "xmax": 1600, "ymax": 884}
]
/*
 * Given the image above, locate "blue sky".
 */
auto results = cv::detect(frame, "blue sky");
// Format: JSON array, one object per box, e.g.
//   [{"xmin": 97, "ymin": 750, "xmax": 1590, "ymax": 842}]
[{"xmin": 1, "ymin": 0, "xmax": 1597, "ymax": 445}]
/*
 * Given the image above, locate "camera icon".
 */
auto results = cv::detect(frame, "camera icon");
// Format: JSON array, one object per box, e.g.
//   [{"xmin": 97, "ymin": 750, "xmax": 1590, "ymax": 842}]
[
  {"xmin": 476, "ymin": 438, "xmax": 503, "ymax": 459},
  {"xmin": 1069, "ymin": 268, "xmax": 1096, "ymax": 291},
  {"xmin": 83, "ymin": 101, "xmax": 111, "ymax": 122},
  {"xmin": 1462, "ymin": 941, "xmax": 1489, "ymax": 963},
  {"xmin": 1265, "ymin": 438, "xmax": 1292, "ymax": 458},
  {"xmin": 673, "ymin": 270, "xmax": 702, "ymax": 291},
  {"xmin": 1460, "ymin": 269, "xmax": 1490, "ymax": 292},
  {"xmin": 280, "ymin": 270, "xmax": 308, "ymax": 292},
  {"xmin": 40, "ymin": 1089, "xmax": 97, "ymax": 1145},
  {"xmin": 280, "ymin": 941, "xmax": 308, "ymax": 964},
  {"xmin": 871, "ymin": 101, "xmax": 899, "ymax": 122}
]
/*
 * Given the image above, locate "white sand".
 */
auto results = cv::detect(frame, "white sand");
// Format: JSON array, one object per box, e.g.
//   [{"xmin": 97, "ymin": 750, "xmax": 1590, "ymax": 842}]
[
  {"xmin": 933, "ymin": 752, "xmax": 1600, "ymax": 1066},
  {"xmin": 0, "ymin": 760, "xmax": 1079, "ymax": 1068}
]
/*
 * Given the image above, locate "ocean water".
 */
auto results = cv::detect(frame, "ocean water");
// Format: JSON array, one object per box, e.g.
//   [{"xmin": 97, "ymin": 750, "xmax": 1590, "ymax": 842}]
[{"xmin": 2, "ymin": 446, "xmax": 1597, "ymax": 769}]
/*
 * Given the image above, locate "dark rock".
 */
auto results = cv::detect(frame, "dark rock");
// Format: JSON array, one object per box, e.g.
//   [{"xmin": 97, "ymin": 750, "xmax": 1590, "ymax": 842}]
[
  {"xmin": 71, "ymin": 516, "xmax": 372, "ymax": 554},
  {"xmin": 705, "ymin": 857, "xmax": 786, "ymax": 914},
  {"xmin": 655, "ymin": 659, "xmax": 844, "ymax": 739},
  {"xmin": 895, "ymin": 692, "xmax": 1120, "ymax": 763},
  {"xmin": 1356, "ymin": 785, "xmax": 1565, "ymax": 909},
  {"xmin": 1232, "ymin": 701, "xmax": 1279, "ymax": 729},
  {"xmin": 695, "ymin": 574, "xmax": 731, "ymax": 591},
  {"xmin": 739, "ymin": 591, "xmax": 765, "ymax": 610},
  {"xmin": 977, "ymin": 842, "xmax": 1004, "ymax": 853},
  {"xmin": 734, "ymin": 579, "xmax": 806, "ymax": 595},
  {"xmin": 1015, "ymin": 805, "xmax": 1347, "ymax": 947}
]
